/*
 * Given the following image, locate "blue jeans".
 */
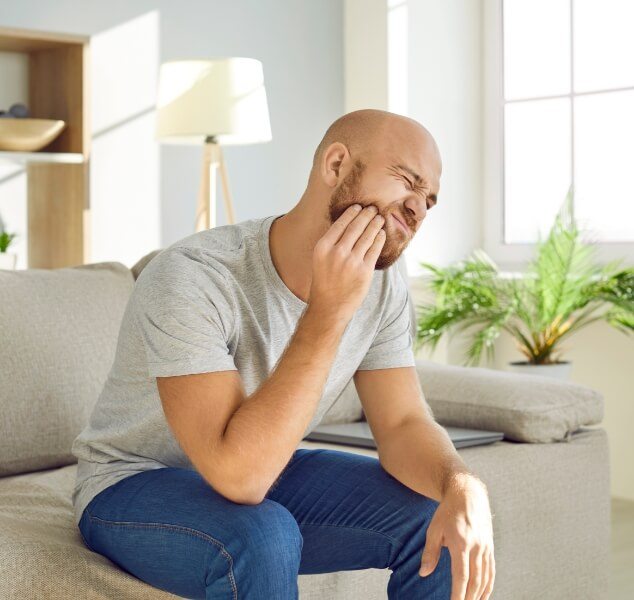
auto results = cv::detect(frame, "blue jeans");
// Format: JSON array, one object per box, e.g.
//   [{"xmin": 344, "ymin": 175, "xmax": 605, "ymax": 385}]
[{"xmin": 78, "ymin": 448, "xmax": 452, "ymax": 599}]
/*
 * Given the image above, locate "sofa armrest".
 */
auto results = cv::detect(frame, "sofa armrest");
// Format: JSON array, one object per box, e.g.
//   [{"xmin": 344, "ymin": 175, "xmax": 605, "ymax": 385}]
[{"xmin": 415, "ymin": 359, "xmax": 604, "ymax": 443}]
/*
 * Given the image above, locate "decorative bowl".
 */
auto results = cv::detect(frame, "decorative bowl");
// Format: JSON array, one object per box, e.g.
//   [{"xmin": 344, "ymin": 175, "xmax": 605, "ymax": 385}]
[{"xmin": 0, "ymin": 118, "xmax": 66, "ymax": 152}]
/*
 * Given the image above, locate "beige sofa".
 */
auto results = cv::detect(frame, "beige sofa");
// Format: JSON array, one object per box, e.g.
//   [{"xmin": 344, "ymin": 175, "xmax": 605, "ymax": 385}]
[{"xmin": 0, "ymin": 252, "xmax": 610, "ymax": 599}]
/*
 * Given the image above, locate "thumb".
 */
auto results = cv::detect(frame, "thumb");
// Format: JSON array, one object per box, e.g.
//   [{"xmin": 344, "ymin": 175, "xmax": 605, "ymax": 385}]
[{"xmin": 419, "ymin": 532, "xmax": 442, "ymax": 577}]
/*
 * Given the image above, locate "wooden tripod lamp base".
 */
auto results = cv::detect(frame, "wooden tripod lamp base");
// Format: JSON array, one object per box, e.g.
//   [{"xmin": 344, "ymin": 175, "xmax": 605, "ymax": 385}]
[
  {"xmin": 156, "ymin": 58, "xmax": 272, "ymax": 233},
  {"xmin": 195, "ymin": 137, "xmax": 236, "ymax": 232}
]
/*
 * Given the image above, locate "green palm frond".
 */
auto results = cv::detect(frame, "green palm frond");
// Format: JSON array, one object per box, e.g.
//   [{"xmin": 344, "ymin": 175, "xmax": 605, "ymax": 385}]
[
  {"xmin": 415, "ymin": 188, "xmax": 634, "ymax": 366},
  {"xmin": 0, "ymin": 231, "xmax": 17, "ymax": 253}
]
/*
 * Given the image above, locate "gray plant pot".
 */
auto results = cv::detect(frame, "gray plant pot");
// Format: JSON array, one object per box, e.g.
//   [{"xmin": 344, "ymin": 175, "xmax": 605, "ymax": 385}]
[{"xmin": 507, "ymin": 360, "xmax": 572, "ymax": 381}]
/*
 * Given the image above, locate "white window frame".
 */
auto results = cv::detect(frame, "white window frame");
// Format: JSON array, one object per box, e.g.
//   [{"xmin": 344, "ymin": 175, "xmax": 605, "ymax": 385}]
[{"xmin": 482, "ymin": 0, "xmax": 634, "ymax": 271}]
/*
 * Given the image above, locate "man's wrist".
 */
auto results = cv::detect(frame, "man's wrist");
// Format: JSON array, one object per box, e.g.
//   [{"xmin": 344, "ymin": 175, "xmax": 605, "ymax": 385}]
[
  {"xmin": 441, "ymin": 469, "xmax": 488, "ymax": 500},
  {"xmin": 304, "ymin": 303, "xmax": 350, "ymax": 332}
]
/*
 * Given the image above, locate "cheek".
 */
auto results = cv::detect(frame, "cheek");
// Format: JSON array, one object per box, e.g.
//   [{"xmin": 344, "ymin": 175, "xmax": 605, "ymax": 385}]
[{"xmin": 374, "ymin": 181, "xmax": 408, "ymax": 210}]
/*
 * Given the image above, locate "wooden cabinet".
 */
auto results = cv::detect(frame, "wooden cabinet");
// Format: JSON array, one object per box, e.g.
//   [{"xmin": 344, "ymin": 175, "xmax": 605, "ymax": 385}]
[{"xmin": 0, "ymin": 26, "xmax": 90, "ymax": 268}]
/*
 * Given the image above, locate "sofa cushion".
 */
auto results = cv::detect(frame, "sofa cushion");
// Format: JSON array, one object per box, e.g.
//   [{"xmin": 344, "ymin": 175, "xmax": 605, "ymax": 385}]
[
  {"xmin": 415, "ymin": 359, "xmax": 605, "ymax": 443},
  {"xmin": 0, "ymin": 262, "xmax": 134, "ymax": 476},
  {"xmin": 131, "ymin": 249, "xmax": 161, "ymax": 281}
]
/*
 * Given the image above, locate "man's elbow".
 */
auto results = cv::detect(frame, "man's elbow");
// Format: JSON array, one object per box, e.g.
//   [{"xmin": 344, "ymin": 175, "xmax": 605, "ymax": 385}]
[
  {"xmin": 202, "ymin": 461, "xmax": 268, "ymax": 506},
  {"xmin": 220, "ymin": 483, "xmax": 266, "ymax": 506}
]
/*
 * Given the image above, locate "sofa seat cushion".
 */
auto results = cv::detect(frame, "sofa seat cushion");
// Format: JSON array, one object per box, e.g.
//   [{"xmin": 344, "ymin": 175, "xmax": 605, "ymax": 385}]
[
  {"xmin": 0, "ymin": 262, "xmax": 135, "ymax": 476},
  {"xmin": 415, "ymin": 359, "xmax": 605, "ymax": 443}
]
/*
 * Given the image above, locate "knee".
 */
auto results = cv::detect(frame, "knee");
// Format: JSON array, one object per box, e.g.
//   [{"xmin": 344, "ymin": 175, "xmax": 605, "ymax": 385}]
[{"xmin": 237, "ymin": 500, "xmax": 303, "ymax": 570}]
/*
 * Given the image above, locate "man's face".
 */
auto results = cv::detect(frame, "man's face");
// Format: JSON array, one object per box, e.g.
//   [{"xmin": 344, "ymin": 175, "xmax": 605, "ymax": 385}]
[{"xmin": 328, "ymin": 155, "xmax": 440, "ymax": 270}]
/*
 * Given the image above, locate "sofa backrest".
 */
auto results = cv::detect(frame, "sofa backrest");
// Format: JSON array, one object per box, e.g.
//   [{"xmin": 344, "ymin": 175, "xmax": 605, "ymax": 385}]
[{"xmin": 0, "ymin": 262, "xmax": 134, "ymax": 477}]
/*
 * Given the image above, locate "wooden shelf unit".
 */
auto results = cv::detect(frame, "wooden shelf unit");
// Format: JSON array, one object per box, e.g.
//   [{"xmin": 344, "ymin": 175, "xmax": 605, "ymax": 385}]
[{"xmin": 0, "ymin": 26, "xmax": 90, "ymax": 268}]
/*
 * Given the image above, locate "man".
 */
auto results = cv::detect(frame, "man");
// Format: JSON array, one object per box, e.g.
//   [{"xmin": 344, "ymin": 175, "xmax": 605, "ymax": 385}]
[{"xmin": 72, "ymin": 109, "xmax": 495, "ymax": 600}]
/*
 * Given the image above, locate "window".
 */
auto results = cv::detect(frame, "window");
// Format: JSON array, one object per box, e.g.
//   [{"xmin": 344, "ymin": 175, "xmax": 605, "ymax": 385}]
[{"xmin": 484, "ymin": 0, "xmax": 634, "ymax": 265}]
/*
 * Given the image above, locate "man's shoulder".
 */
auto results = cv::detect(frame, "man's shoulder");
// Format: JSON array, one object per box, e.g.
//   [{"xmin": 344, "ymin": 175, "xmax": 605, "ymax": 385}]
[
  {"xmin": 137, "ymin": 216, "xmax": 270, "ymax": 280},
  {"xmin": 167, "ymin": 216, "xmax": 268, "ymax": 255}
]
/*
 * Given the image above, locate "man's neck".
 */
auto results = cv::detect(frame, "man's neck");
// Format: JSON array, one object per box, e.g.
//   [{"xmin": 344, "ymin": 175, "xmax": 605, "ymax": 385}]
[{"xmin": 268, "ymin": 195, "xmax": 329, "ymax": 304}]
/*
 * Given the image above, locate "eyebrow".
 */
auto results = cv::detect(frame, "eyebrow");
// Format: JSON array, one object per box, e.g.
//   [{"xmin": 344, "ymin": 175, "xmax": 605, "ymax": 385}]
[{"xmin": 393, "ymin": 163, "xmax": 438, "ymax": 204}]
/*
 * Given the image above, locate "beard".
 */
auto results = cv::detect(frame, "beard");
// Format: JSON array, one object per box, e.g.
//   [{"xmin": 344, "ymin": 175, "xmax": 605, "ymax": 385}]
[{"xmin": 327, "ymin": 159, "xmax": 410, "ymax": 270}]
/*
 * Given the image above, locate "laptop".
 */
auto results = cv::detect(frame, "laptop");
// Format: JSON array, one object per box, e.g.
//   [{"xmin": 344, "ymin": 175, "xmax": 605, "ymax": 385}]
[{"xmin": 304, "ymin": 420, "xmax": 504, "ymax": 449}]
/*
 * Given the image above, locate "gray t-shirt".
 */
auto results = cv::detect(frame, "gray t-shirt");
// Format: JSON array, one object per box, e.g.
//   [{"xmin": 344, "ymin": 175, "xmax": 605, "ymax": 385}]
[{"xmin": 71, "ymin": 214, "xmax": 416, "ymax": 526}]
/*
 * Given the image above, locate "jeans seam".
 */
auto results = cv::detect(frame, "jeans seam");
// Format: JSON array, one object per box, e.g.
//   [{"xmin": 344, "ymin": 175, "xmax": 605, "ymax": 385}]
[
  {"xmin": 85, "ymin": 511, "xmax": 238, "ymax": 600},
  {"xmin": 77, "ymin": 516, "xmax": 93, "ymax": 552}
]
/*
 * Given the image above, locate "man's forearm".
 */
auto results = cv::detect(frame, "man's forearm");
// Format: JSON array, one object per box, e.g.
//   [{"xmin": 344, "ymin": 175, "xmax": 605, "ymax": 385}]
[
  {"xmin": 217, "ymin": 304, "xmax": 348, "ymax": 501},
  {"xmin": 378, "ymin": 416, "xmax": 484, "ymax": 503}
]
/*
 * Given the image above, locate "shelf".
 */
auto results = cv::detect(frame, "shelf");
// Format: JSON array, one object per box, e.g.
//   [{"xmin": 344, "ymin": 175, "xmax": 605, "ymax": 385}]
[
  {"xmin": 0, "ymin": 26, "xmax": 88, "ymax": 52},
  {"xmin": 0, "ymin": 151, "xmax": 85, "ymax": 165},
  {"xmin": 0, "ymin": 25, "xmax": 90, "ymax": 268}
]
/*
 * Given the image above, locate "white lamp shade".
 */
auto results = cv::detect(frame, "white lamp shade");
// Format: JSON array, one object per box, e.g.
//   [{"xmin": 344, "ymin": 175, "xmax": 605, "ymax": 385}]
[{"xmin": 156, "ymin": 57, "xmax": 272, "ymax": 145}]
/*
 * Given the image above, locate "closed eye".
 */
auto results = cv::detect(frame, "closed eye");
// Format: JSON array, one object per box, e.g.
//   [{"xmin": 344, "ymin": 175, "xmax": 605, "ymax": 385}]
[
  {"xmin": 404, "ymin": 177, "xmax": 434, "ymax": 210},
  {"xmin": 403, "ymin": 177, "xmax": 415, "ymax": 191}
]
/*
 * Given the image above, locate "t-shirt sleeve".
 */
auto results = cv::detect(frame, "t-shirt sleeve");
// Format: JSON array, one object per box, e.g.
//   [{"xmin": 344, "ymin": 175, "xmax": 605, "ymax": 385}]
[
  {"xmin": 356, "ymin": 267, "xmax": 416, "ymax": 371},
  {"xmin": 132, "ymin": 248, "xmax": 238, "ymax": 378}
]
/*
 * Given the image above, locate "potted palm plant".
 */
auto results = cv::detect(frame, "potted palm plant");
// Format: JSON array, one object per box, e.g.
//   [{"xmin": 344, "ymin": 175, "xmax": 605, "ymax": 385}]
[
  {"xmin": 415, "ymin": 190, "xmax": 634, "ymax": 379},
  {"xmin": 0, "ymin": 224, "xmax": 18, "ymax": 270}
]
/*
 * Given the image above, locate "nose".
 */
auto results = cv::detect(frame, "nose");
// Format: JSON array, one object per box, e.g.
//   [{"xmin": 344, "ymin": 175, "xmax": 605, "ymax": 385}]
[{"xmin": 403, "ymin": 196, "xmax": 427, "ymax": 224}]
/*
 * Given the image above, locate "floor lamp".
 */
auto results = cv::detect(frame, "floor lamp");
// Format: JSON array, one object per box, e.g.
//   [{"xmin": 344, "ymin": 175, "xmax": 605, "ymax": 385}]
[{"xmin": 155, "ymin": 58, "xmax": 272, "ymax": 231}]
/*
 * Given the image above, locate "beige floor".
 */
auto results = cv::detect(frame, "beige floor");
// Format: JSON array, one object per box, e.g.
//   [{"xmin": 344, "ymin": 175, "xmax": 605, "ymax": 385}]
[{"xmin": 610, "ymin": 497, "xmax": 634, "ymax": 599}]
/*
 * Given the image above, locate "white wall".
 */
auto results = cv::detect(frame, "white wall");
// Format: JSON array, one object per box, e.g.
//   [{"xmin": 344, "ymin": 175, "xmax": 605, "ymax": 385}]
[
  {"xmin": 406, "ymin": 0, "xmax": 483, "ymax": 275},
  {"xmin": 0, "ymin": 0, "xmax": 344, "ymax": 267},
  {"xmin": 344, "ymin": 0, "xmax": 388, "ymax": 111}
]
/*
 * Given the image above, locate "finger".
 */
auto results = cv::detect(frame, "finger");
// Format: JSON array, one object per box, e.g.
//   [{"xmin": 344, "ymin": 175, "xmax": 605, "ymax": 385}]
[
  {"xmin": 473, "ymin": 546, "xmax": 489, "ymax": 600},
  {"xmin": 363, "ymin": 228, "xmax": 386, "ymax": 266},
  {"xmin": 449, "ymin": 546, "xmax": 469, "ymax": 600},
  {"xmin": 419, "ymin": 529, "xmax": 443, "ymax": 577},
  {"xmin": 477, "ymin": 549, "xmax": 490, "ymax": 600},
  {"xmin": 336, "ymin": 205, "xmax": 379, "ymax": 251},
  {"xmin": 464, "ymin": 545, "xmax": 484, "ymax": 600},
  {"xmin": 352, "ymin": 213, "xmax": 385, "ymax": 257},
  {"xmin": 319, "ymin": 204, "xmax": 363, "ymax": 246},
  {"xmin": 481, "ymin": 550, "xmax": 495, "ymax": 600}
]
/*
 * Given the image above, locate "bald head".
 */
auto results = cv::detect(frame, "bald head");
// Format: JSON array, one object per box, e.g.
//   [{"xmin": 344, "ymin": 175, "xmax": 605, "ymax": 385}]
[{"xmin": 311, "ymin": 109, "xmax": 441, "ymax": 174}]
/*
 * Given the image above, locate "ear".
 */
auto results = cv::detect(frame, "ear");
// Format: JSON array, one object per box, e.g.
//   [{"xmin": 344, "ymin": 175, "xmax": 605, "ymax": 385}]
[{"xmin": 320, "ymin": 142, "xmax": 350, "ymax": 188}]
